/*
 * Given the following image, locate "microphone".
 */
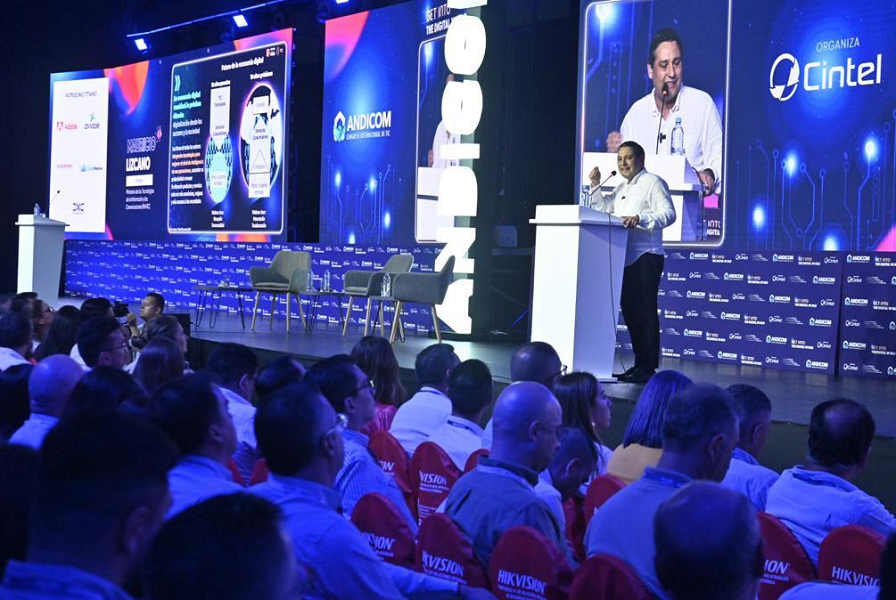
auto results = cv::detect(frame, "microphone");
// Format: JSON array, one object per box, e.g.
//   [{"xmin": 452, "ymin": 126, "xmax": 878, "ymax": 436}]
[
  {"xmin": 589, "ymin": 170, "xmax": 617, "ymax": 196},
  {"xmin": 656, "ymin": 82, "xmax": 669, "ymax": 153}
]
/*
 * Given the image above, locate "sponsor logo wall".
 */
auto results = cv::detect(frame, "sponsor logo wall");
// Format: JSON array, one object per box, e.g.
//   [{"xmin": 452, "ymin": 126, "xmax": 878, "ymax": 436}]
[{"xmin": 839, "ymin": 254, "xmax": 896, "ymax": 379}]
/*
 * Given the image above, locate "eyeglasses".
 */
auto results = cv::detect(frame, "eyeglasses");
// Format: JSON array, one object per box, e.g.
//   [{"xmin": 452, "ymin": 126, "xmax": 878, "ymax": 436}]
[
  {"xmin": 543, "ymin": 364, "xmax": 568, "ymax": 385},
  {"xmin": 351, "ymin": 379, "xmax": 376, "ymax": 396},
  {"xmin": 41, "ymin": 306, "xmax": 56, "ymax": 316},
  {"xmin": 321, "ymin": 413, "xmax": 348, "ymax": 440}
]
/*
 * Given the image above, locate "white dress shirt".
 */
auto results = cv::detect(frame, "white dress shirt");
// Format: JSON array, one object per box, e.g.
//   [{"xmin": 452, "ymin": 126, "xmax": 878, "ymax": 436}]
[
  {"xmin": 432, "ymin": 121, "xmax": 460, "ymax": 168},
  {"xmin": 779, "ymin": 583, "xmax": 879, "ymax": 600},
  {"xmin": 619, "ymin": 85, "xmax": 723, "ymax": 191},
  {"xmin": 425, "ymin": 415, "xmax": 484, "ymax": 471},
  {"xmin": 389, "ymin": 387, "xmax": 452, "ymax": 455},
  {"xmin": 766, "ymin": 465, "xmax": 896, "ymax": 565},
  {"xmin": 592, "ymin": 169, "xmax": 676, "ymax": 265},
  {"xmin": 721, "ymin": 447, "xmax": 779, "ymax": 511},
  {"xmin": 0, "ymin": 347, "xmax": 30, "ymax": 371},
  {"xmin": 8, "ymin": 413, "xmax": 59, "ymax": 449},
  {"xmin": 166, "ymin": 455, "xmax": 243, "ymax": 519},
  {"xmin": 69, "ymin": 344, "xmax": 89, "ymax": 371},
  {"xmin": 217, "ymin": 386, "xmax": 258, "ymax": 484}
]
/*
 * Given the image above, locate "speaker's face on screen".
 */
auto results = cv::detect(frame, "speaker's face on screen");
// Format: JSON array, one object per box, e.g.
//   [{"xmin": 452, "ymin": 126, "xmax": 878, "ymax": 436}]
[{"xmin": 648, "ymin": 41, "xmax": 683, "ymax": 102}]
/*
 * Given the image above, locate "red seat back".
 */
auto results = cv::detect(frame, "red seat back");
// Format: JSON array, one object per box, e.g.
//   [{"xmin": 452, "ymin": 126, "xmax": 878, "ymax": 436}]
[
  {"xmin": 410, "ymin": 442, "xmax": 461, "ymax": 524},
  {"xmin": 488, "ymin": 526, "xmax": 573, "ymax": 600},
  {"xmin": 757, "ymin": 513, "xmax": 816, "ymax": 600},
  {"xmin": 818, "ymin": 525, "xmax": 886, "ymax": 586},
  {"xmin": 464, "ymin": 448, "xmax": 490, "ymax": 473},
  {"xmin": 417, "ymin": 513, "xmax": 490, "ymax": 589},
  {"xmin": 583, "ymin": 474, "xmax": 626, "ymax": 526},
  {"xmin": 562, "ymin": 497, "xmax": 586, "ymax": 564},
  {"xmin": 570, "ymin": 554, "xmax": 655, "ymax": 600},
  {"xmin": 369, "ymin": 430, "xmax": 416, "ymax": 519},
  {"xmin": 351, "ymin": 492, "xmax": 417, "ymax": 569},
  {"xmin": 248, "ymin": 458, "xmax": 270, "ymax": 486},
  {"xmin": 226, "ymin": 458, "xmax": 246, "ymax": 487}
]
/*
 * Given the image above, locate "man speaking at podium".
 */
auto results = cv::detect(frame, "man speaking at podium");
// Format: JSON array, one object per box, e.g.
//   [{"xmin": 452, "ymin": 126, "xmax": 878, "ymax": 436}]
[{"xmin": 589, "ymin": 141, "xmax": 675, "ymax": 384}]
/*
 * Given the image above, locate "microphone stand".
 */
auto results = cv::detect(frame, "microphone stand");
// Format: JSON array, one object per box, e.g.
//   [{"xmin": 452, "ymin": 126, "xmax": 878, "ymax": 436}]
[{"xmin": 655, "ymin": 83, "xmax": 669, "ymax": 153}]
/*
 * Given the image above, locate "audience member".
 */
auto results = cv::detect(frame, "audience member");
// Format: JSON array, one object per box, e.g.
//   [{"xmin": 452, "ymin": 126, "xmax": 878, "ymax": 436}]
[
  {"xmin": 0, "ymin": 293, "xmax": 12, "ymax": 313},
  {"xmin": 307, "ymin": 355, "xmax": 417, "ymax": 530},
  {"xmin": 34, "ymin": 305, "xmax": 82, "ymax": 361},
  {"xmin": 606, "ymin": 369, "xmax": 693, "ymax": 484},
  {"xmin": 254, "ymin": 355, "xmax": 306, "ymax": 401},
  {"xmin": 766, "ymin": 398, "xmax": 896, "ymax": 565},
  {"xmin": 133, "ymin": 337, "xmax": 185, "ymax": 395},
  {"xmin": 0, "ymin": 412, "xmax": 176, "ymax": 600},
  {"xmin": 0, "ymin": 312, "xmax": 33, "ymax": 370},
  {"xmin": 0, "ymin": 445, "xmax": 38, "ymax": 578},
  {"xmin": 0, "ymin": 364, "xmax": 33, "ymax": 442},
  {"xmin": 76, "ymin": 316, "xmax": 132, "ymax": 370},
  {"xmin": 143, "ymin": 493, "xmax": 301, "ymax": 600},
  {"xmin": 29, "ymin": 299, "xmax": 56, "ymax": 352},
  {"xmin": 446, "ymin": 381, "xmax": 566, "ymax": 567},
  {"xmin": 250, "ymin": 382, "xmax": 494, "ymax": 600},
  {"xmin": 149, "ymin": 375, "xmax": 241, "ymax": 518},
  {"xmin": 427, "ymin": 359, "xmax": 493, "ymax": 470},
  {"xmin": 721, "ymin": 383, "xmax": 778, "ymax": 510},
  {"xmin": 9, "ymin": 356, "xmax": 83, "ymax": 449},
  {"xmin": 585, "ymin": 383, "xmax": 738, "ymax": 599},
  {"xmin": 10, "ymin": 292, "xmax": 38, "ymax": 317},
  {"xmin": 390, "ymin": 343, "xmax": 459, "ymax": 455},
  {"xmin": 655, "ymin": 482, "xmax": 763, "ymax": 600},
  {"xmin": 205, "ymin": 342, "xmax": 260, "ymax": 484},
  {"xmin": 64, "ymin": 366, "xmax": 149, "ymax": 418},
  {"xmin": 127, "ymin": 292, "xmax": 165, "ymax": 346},
  {"xmin": 351, "ymin": 335, "xmax": 406, "ymax": 435},
  {"xmin": 139, "ymin": 315, "xmax": 189, "ymax": 357},
  {"xmin": 79, "ymin": 297, "xmax": 114, "ymax": 319},
  {"xmin": 553, "ymin": 371, "xmax": 614, "ymax": 474}
]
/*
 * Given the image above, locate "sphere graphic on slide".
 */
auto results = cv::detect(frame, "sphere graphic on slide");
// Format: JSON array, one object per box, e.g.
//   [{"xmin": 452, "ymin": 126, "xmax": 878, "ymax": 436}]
[
  {"xmin": 204, "ymin": 135, "xmax": 233, "ymax": 204},
  {"xmin": 239, "ymin": 84, "xmax": 282, "ymax": 197}
]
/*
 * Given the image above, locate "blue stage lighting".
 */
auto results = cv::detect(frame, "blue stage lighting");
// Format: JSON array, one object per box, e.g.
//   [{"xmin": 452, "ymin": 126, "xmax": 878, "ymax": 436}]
[
  {"xmin": 784, "ymin": 152, "xmax": 798, "ymax": 177},
  {"xmin": 335, "ymin": 0, "xmax": 350, "ymax": 4},
  {"xmin": 134, "ymin": 38, "xmax": 149, "ymax": 51},
  {"xmin": 334, "ymin": 171, "xmax": 341, "ymax": 188},
  {"xmin": 233, "ymin": 14, "xmax": 248, "ymax": 28},
  {"xmin": 595, "ymin": 2, "xmax": 617, "ymax": 26},
  {"xmin": 369, "ymin": 178, "xmax": 377, "ymax": 191},
  {"xmin": 864, "ymin": 137, "xmax": 878, "ymax": 163},
  {"xmin": 752, "ymin": 204, "xmax": 766, "ymax": 230},
  {"xmin": 823, "ymin": 235, "xmax": 840, "ymax": 251},
  {"xmin": 384, "ymin": 211, "xmax": 391, "ymax": 228}
]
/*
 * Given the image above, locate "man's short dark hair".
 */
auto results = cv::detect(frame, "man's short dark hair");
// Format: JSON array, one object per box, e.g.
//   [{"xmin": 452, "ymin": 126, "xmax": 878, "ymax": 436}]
[
  {"xmin": 206, "ymin": 343, "xmax": 259, "ymax": 388},
  {"xmin": 726, "ymin": 384, "xmax": 771, "ymax": 441},
  {"xmin": 648, "ymin": 27, "xmax": 683, "ymax": 66},
  {"xmin": 447, "ymin": 359, "xmax": 493, "ymax": 418},
  {"xmin": 10, "ymin": 292, "xmax": 38, "ymax": 316},
  {"xmin": 144, "ymin": 493, "xmax": 293, "ymax": 600},
  {"xmin": 80, "ymin": 297, "xmax": 113, "ymax": 320},
  {"xmin": 146, "ymin": 292, "xmax": 165, "ymax": 312},
  {"xmin": 65, "ymin": 366, "xmax": 148, "ymax": 418},
  {"xmin": 415, "ymin": 343, "xmax": 457, "ymax": 385},
  {"xmin": 662, "ymin": 383, "xmax": 737, "ymax": 453},
  {"xmin": 305, "ymin": 354, "xmax": 358, "ymax": 413},
  {"xmin": 619, "ymin": 140, "xmax": 646, "ymax": 162},
  {"xmin": 0, "ymin": 311, "xmax": 31, "ymax": 350},
  {"xmin": 149, "ymin": 375, "xmax": 220, "ymax": 456},
  {"xmin": 32, "ymin": 412, "xmax": 176, "ymax": 547},
  {"xmin": 254, "ymin": 356, "xmax": 305, "ymax": 401},
  {"xmin": 510, "ymin": 341, "xmax": 560, "ymax": 383},
  {"xmin": 255, "ymin": 382, "xmax": 328, "ymax": 475},
  {"xmin": 808, "ymin": 398, "xmax": 875, "ymax": 468},
  {"xmin": 76, "ymin": 316, "xmax": 123, "ymax": 368}
]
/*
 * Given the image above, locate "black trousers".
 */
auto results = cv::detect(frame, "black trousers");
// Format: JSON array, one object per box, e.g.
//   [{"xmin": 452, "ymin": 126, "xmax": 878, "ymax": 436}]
[{"xmin": 621, "ymin": 252, "xmax": 664, "ymax": 372}]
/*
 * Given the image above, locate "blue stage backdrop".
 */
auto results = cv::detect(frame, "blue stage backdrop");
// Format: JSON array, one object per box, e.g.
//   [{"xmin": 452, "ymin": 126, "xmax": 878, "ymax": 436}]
[{"xmin": 839, "ymin": 253, "xmax": 896, "ymax": 378}]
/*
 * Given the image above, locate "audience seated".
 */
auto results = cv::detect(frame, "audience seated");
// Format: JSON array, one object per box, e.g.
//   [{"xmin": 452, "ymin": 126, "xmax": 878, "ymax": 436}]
[
  {"xmin": 139, "ymin": 315, "xmax": 189, "ymax": 356},
  {"xmin": 721, "ymin": 383, "xmax": 778, "ymax": 510},
  {"xmin": 585, "ymin": 383, "xmax": 738, "ymax": 600},
  {"xmin": 206, "ymin": 343, "xmax": 260, "ymax": 484},
  {"xmin": 34, "ymin": 305, "xmax": 82, "ymax": 361},
  {"xmin": 390, "ymin": 343, "xmax": 459, "ymax": 455},
  {"xmin": 76, "ymin": 316, "xmax": 132, "ymax": 371},
  {"xmin": 144, "ymin": 493, "xmax": 300, "ymax": 600},
  {"xmin": 0, "ymin": 312, "xmax": 33, "ymax": 370},
  {"xmin": 254, "ymin": 355, "xmax": 306, "ymax": 401},
  {"xmin": 307, "ymin": 354, "xmax": 417, "ymax": 530},
  {"xmin": 0, "ymin": 364, "xmax": 33, "ymax": 442},
  {"xmin": 606, "ymin": 369, "xmax": 693, "ymax": 484},
  {"xmin": 766, "ymin": 398, "xmax": 896, "ymax": 565},
  {"xmin": 28, "ymin": 298, "xmax": 56, "ymax": 353},
  {"xmin": 9, "ymin": 292, "xmax": 38, "ymax": 318},
  {"xmin": 654, "ymin": 482, "xmax": 763, "ymax": 600},
  {"xmin": 64, "ymin": 366, "xmax": 149, "ymax": 418},
  {"xmin": 249, "ymin": 381, "xmax": 494, "ymax": 600},
  {"xmin": 0, "ymin": 412, "xmax": 176, "ymax": 600},
  {"xmin": 426, "ymin": 359, "xmax": 493, "ymax": 470},
  {"xmin": 554, "ymin": 372, "xmax": 614, "ymax": 475},
  {"xmin": 133, "ymin": 337, "xmax": 185, "ymax": 395},
  {"xmin": 445, "ymin": 381, "xmax": 567, "ymax": 567},
  {"xmin": 9, "ymin": 355, "xmax": 83, "ymax": 449},
  {"xmin": 149, "ymin": 374, "xmax": 242, "ymax": 518},
  {"xmin": 351, "ymin": 336, "xmax": 406, "ymax": 435},
  {"xmin": 127, "ymin": 292, "xmax": 165, "ymax": 348},
  {"xmin": 0, "ymin": 445, "xmax": 38, "ymax": 578},
  {"xmin": 69, "ymin": 298, "xmax": 114, "ymax": 368}
]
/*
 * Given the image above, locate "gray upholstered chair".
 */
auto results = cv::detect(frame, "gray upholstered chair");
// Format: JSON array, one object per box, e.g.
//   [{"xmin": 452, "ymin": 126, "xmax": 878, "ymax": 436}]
[
  {"xmin": 249, "ymin": 250, "xmax": 311, "ymax": 332},
  {"xmin": 342, "ymin": 253, "xmax": 414, "ymax": 336},
  {"xmin": 388, "ymin": 256, "xmax": 455, "ymax": 343}
]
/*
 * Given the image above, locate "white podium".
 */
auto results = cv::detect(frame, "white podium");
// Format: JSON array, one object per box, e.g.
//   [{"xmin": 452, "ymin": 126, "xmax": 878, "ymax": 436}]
[
  {"xmin": 16, "ymin": 215, "xmax": 67, "ymax": 300},
  {"xmin": 582, "ymin": 152, "xmax": 704, "ymax": 242},
  {"xmin": 530, "ymin": 205, "xmax": 628, "ymax": 380}
]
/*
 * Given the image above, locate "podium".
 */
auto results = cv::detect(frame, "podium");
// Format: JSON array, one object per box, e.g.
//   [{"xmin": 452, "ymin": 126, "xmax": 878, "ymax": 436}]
[
  {"xmin": 582, "ymin": 152, "xmax": 704, "ymax": 242},
  {"xmin": 529, "ymin": 205, "xmax": 627, "ymax": 380},
  {"xmin": 16, "ymin": 215, "xmax": 67, "ymax": 300}
]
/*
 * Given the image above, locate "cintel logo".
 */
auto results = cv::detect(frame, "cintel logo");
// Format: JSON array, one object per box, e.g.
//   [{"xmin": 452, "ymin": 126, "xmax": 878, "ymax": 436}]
[
  {"xmin": 770, "ymin": 50, "xmax": 882, "ymax": 102},
  {"xmin": 333, "ymin": 109, "xmax": 393, "ymax": 142}
]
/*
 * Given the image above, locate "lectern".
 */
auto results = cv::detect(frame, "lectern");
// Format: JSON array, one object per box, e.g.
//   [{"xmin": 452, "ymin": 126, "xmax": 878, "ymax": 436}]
[
  {"xmin": 16, "ymin": 215, "xmax": 67, "ymax": 301},
  {"xmin": 529, "ymin": 205, "xmax": 627, "ymax": 380}
]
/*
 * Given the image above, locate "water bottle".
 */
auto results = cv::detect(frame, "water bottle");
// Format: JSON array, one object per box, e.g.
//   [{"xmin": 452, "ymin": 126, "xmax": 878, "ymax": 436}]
[
  {"xmin": 671, "ymin": 118, "xmax": 685, "ymax": 156},
  {"xmin": 323, "ymin": 270, "xmax": 331, "ymax": 292},
  {"xmin": 381, "ymin": 273, "xmax": 391, "ymax": 297},
  {"xmin": 33, "ymin": 203, "xmax": 41, "ymax": 216},
  {"xmin": 306, "ymin": 270, "xmax": 314, "ymax": 291},
  {"xmin": 580, "ymin": 184, "xmax": 591, "ymax": 207}
]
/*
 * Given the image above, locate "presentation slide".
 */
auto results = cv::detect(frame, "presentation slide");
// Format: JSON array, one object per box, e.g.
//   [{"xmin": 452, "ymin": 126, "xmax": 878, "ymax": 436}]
[{"xmin": 48, "ymin": 29, "xmax": 292, "ymax": 241}]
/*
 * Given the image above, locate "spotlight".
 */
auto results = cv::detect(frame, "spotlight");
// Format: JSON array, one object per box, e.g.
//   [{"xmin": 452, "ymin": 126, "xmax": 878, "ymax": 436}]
[
  {"xmin": 335, "ymin": 0, "xmax": 350, "ymax": 4},
  {"xmin": 233, "ymin": 14, "xmax": 248, "ymax": 28},
  {"xmin": 134, "ymin": 38, "xmax": 149, "ymax": 52}
]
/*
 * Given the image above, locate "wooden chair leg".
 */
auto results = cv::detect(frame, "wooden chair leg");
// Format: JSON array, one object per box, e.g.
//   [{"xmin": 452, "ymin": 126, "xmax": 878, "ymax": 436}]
[
  {"xmin": 389, "ymin": 301, "xmax": 403, "ymax": 343},
  {"xmin": 364, "ymin": 298, "xmax": 372, "ymax": 337},
  {"xmin": 342, "ymin": 296, "xmax": 354, "ymax": 336},
  {"xmin": 431, "ymin": 305, "xmax": 442, "ymax": 344},
  {"xmin": 286, "ymin": 292, "xmax": 292, "ymax": 333},
  {"xmin": 296, "ymin": 294, "xmax": 307, "ymax": 328},
  {"xmin": 251, "ymin": 291, "xmax": 261, "ymax": 331},
  {"xmin": 269, "ymin": 294, "xmax": 276, "ymax": 330}
]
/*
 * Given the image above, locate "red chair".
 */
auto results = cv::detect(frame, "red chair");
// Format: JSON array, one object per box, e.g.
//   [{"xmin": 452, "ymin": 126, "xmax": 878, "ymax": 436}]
[
  {"xmin": 369, "ymin": 430, "xmax": 416, "ymax": 519},
  {"xmin": 417, "ymin": 513, "xmax": 490, "ymax": 589},
  {"xmin": 757, "ymin": 513, "xmax": 816, "ymax": 600},
  {"xmin": 583, "ymin": 474, "xmax": 626, "ymax": 526},
  {"xmin": 410, "ymin": 442, "xmax": 461, "ymax": 524},
  {"xmin": 570, "ymin": 554, "xmax": 655, "ymax": 600},
  {"xmin": 562, "ymin": 497, "xmax": 586, "ymax": 564},
  {"xmin": 249, "ymin": 458, "xmax": 270, "ymax": 486},
  {"xmin": 488, "ymin": 526, "xmax": 574, "ymax": 600},
  {"xmin": 464, "ymin": 448, "xmax": 489, "ymax": 473},
  {"xmin": 351, "ymin": 492, "xmax": 417, "ymax": 569},
  {"xmin": 226, "ymin": 458, "xmax": 246, "ymax": 487},
  {"xmin": 818, "ymin": 525, "xmax": 886, "ymax": 586}
]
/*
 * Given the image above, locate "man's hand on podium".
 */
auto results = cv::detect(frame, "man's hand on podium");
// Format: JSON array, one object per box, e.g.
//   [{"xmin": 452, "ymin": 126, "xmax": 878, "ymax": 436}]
[{"xmin": 621, "ymin": 215, "xmax": 640, "ymax": 228}]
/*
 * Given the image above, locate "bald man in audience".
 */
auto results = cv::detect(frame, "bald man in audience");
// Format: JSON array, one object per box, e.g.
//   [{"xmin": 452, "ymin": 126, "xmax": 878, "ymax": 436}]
[
  {"xmin": 655, "ymin": 482, "xmax": 763, "ymax": 600},
  {"xmin": 9, "ymin": 356, "xmax": 83, "ymax": 449},
  {"xmin": 445, "ymin": 381, "xmax": 567, "ymax": 567}
]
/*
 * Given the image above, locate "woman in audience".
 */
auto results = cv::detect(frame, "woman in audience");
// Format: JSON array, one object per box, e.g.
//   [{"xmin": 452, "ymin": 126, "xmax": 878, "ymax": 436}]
[
  {"xmin": 554, "ymin": 372, "xmax": 614, "ymax": 474},
  {"xmin": 64, "ymin": 366, "xmax": 149, "ymax": 417},
  {"xmin": 136, "ymin": 315, "xmax": 189, "ymax": 355},
  {"xmin": 133, "ymin": 337, "xmax": 186, "ymax": 395},
  {"xmin": 0, "ymin": 364, "xmax": 33, "ymax": 442},
  {"xmin": 34, "ymin": 305, "xmax": 81, "ymax": 361},
  {"xmin": 350, "ymin": 335, "xmax": 406, "ymax": 435},
  {"xmin": 606, "ymin": 369, "xmax": 693, "ymax": 484},
  {"xmin": 28, "ymin": 299, "xmax": 56, "ymax": 355}
]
